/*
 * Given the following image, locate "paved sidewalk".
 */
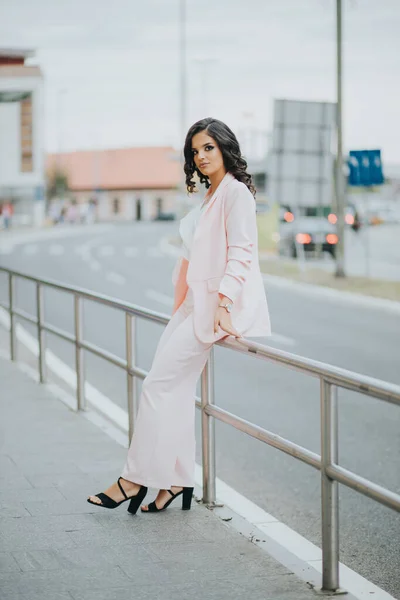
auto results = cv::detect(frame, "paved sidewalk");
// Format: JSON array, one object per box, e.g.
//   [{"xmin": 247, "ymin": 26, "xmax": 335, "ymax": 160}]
[{"xmin": 0, "ymin": 357, "xmax": 317, "ymax": 600}]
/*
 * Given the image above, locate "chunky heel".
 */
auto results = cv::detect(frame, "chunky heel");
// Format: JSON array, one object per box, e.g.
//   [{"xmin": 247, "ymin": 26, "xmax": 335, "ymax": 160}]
[
  {"xmin": 141, "ymin": 486, "xmax": 194, "ymax": 513},
  {"xmin": 182, "ymin": 487, "xmax": 194, "ymax": 510},
  {"xmin": 127, "ymin": 485, "xmax": 148, "ymax": 515}
]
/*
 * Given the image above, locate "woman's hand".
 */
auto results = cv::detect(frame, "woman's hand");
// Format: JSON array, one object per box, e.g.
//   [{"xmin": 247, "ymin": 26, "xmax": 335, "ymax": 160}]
[{"xmin": 214, "ymin": 306, "xmax": 242, "ymax": 338}]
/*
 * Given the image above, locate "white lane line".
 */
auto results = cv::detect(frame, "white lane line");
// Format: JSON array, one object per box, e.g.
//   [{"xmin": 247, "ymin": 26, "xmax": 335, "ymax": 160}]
[
  {"xmin": 1, "ymin": 305, "xmax": 392, "ymax": 600},
  {"xmin": 147, "ymin": 247, "xmax": 163, "ymax": 258},
  {"xmin": 159, "ymin": 236, "xmax": 181, "ymax": 258},
  {"xmin": 49, "ymin": 244, "xmax": 65, "ymax": 256},
  {"xmin": 98, "ymin": 245, "xmax": 115, "ymax": 257},
  {"xmin": 146, "ymin": 290, "xmax": 173, "ymax": 307},
  {"xmin": 0, "ymin": 224, "xmax": 116, "ymax": 247},
  {"xmin": 106, "ymin": 272, "xmax": 126, "ymax": 285},
  {"xmin": 23, "ymin": 244, "xmax": 38, "ymax": 255},
  {"xmin": 89, "ymin": 260, "xmax": 101, "ymax": 271},
  {"xmin": 124, "ymin": 247, "xmax": 139, "ymax": 258},
  {"xmin": 0, "ymin": 244, "xmax": 14, "ymax": 255},
  {"xmin": 76, "ymin": 238, "xmax": 105, "ymax": 267}
]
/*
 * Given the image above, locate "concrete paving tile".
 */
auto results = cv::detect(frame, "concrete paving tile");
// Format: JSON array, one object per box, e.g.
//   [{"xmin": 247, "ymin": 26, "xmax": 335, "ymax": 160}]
[
  {"xmin": 0, "ymin": 565, "xmax": 132, "ymax": 594},
  {"xmin": 0, "ymin": 487, "xmax": 66, "ymax": 505},
  {"xmin": 0, "ymin": 503, "xmax": 32, "ymax": 518},
  {"xmin": 27, "ymin": 473, "xmax": 101, "ymax": 489},
  {"xmin": 65, "ymin": 525, "xmax": 142, "ymax": 548},
  {"xmin": 22, "ymin": 499, "xmax": 100, "ymax": 517},
  {"xmin": 0, "ymin": 455, "xmax": 20, "ymax": 476},
  {"xmin": 93, "ymin": 514, "xmax": 201, "ymax": 543},
  {"xmin": 22, "ymin": 593, "xmax": 73, "ymax": 600},
  {"xmin": 11, "ymin": 549, "xmax": 64, "ymax": 572},
  {"xmin": 0, "ymin": 357, "xmax": 319, "ymax": 600},
  {"xmin": 0, "ymin": 530, "xmax": 77, "ymax": 552},
  {"xmin": 0, "ymin": 552, "xmax": 20, "ymax": 573},
  {"xmin": 0, "ymin": 513, "xmax": 102, "ymax": 540},
  {"xmin": 0, "ymin": 475, "xmax": 33, "ymax": 491}
]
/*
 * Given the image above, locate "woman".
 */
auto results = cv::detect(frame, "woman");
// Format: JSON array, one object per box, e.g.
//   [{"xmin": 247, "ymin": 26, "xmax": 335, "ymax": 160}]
[{"xmin": 88, "ymin": 118, "xmax": 271, "ymax": 514}]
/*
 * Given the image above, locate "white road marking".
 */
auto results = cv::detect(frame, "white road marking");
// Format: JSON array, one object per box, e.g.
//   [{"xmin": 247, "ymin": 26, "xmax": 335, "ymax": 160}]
[
  {"xmin": 106, "ymin": 272, "xmax": 126, "ymax": 285},
  {"xmin": 23, "ymin": 244, "xmax": 38, "ymax": 255},
  {"xmin": 0, "ymin": 306, "xmax": 394, "ymax": 599},
  {"xmin": 0, "ymin": 224, "xmax": 115, "ymax": 247},
  {"xmin": 159, "ymin": 236, "xmax": 181, "ymax": 258},
  {"xmin": 76, "ymin": 238, "xmax": 106, "ymax": 265},
  {"xmin": 147, "ymin": 247, "xmax": 163, "ymax": 258},
  {"xmin": 98, "ymin": 245, "xmax": 115, "ymax": 257},
  {"xmin": 124, "ymin": 247, "xmax": 139, "ymax": 258},
  {"xmin": 49, "ymin": 244, "xmax": 65, "ymax": 256},
  {"xmin": 146, "ymin": 290, "xmax": 173, "ymax": 307},
  {"xmin": 89, "ymin": 260, "xmax": 101, "ymax": 271},
  {"xmin": 0, "ymin": 244, "xmax": 14, "ymax": 255}
]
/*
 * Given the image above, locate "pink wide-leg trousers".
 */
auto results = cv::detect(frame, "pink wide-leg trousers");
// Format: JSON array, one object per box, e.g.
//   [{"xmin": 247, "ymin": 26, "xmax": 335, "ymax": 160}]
[{"xmin": 120, "ymin": 292, "xmax": 213, "ymax": 489}]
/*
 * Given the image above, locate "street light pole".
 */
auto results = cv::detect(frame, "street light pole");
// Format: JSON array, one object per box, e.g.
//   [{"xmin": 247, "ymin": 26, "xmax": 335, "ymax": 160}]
[
  {"xmin": 335, "ymin": 0, "xmax": 346, "ymax": 277},
  {"xmin": 179, "ymin": 0, "xmax": 187, "ymax": 143},
  {"xmin": 178, "ymin": 0, "xmax": 187, "ymax": 216}
]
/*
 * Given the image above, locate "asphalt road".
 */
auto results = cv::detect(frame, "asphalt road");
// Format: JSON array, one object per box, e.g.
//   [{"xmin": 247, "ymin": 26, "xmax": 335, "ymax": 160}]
[{"xmin": 1, "ymin": 222, "xmax": 399, "ymax": 597}]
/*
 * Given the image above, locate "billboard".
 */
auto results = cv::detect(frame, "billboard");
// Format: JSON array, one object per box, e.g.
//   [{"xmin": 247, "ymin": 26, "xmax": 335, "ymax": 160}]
[{"xmin": 268, "ymin": 99, "xmax": 336, "ymax": 212}]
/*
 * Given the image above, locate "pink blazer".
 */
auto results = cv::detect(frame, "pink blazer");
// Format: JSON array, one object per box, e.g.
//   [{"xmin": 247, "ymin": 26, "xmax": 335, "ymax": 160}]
[{"xmin": 173, "ymin": 172, "xmax": 271, "ymax": 343}]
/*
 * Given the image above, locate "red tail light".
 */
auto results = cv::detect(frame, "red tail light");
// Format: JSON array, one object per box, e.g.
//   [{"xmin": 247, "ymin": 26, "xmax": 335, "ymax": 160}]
[
  {"xmin": 296, "ymin": 233, "xmax": 312, "ymax": 244},
  {"xmin": 326, "ymin": 234, "xmax": 338, "ymax": 244}
]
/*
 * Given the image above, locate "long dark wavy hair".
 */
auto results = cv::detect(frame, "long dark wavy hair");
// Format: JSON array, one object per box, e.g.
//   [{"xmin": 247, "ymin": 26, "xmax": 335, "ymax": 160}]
[{"xmin": 183, "ymin": 118, "xmax": 256, "ymax": 198}]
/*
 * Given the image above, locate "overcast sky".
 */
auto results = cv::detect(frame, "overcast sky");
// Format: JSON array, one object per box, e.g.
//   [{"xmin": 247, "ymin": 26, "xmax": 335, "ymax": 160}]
[{"xmin": 1, "ymin": 0, "xmax": 399, "ymax": 164}]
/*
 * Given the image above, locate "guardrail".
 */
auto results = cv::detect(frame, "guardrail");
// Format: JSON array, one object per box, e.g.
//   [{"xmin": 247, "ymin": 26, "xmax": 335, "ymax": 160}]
[{"xmin": 1, "ymin": 265, "xmax": 399, "ymax": 594}]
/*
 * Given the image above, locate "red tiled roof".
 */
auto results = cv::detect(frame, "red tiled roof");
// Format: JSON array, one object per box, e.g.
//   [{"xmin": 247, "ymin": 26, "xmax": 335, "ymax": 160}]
[{"xmin": 46, "ymin": 147, "xmax": 181, "ymax": 191}]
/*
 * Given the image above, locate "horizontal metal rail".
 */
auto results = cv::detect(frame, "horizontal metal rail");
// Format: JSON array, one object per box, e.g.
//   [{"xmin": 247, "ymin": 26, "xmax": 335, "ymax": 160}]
[{"xmin": 1, "ymin": 265, "xmax": 399, "ymax": 595}]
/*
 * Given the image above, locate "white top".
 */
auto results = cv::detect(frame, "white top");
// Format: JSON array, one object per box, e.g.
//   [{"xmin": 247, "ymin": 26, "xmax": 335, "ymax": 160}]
[{"xmin": 179, "ymin": 195, "xmax": 210, "ymax": 261}]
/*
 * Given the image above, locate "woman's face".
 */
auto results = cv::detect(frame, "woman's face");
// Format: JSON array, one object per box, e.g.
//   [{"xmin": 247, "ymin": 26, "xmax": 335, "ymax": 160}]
[{"xmin": 191, "ymin": 130, "xmax": 225, "ymax": 179}]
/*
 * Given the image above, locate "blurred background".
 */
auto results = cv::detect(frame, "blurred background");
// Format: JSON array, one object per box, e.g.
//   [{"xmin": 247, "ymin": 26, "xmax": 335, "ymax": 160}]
[{"xmin": 0, "ymin": 1, "xmax": 399, "ymax": 597}]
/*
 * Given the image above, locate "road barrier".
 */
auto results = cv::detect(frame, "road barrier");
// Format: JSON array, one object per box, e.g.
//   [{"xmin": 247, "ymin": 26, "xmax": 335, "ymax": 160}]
[{"xmin": 1, "ymin": 265, "xmax": 399, "ymax": 594}]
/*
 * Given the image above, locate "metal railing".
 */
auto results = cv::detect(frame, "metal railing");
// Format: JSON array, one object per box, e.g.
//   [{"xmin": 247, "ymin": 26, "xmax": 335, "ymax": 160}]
[{"xmin": 1, "ymin": 265, "xmax": 399, "ymax": 594}]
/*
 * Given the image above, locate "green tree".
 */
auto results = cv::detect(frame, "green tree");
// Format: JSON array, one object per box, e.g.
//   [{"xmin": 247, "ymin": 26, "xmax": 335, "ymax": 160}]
[{"xmin": 46, "ymin": 167, "xmax": 69, "ymax": 200}]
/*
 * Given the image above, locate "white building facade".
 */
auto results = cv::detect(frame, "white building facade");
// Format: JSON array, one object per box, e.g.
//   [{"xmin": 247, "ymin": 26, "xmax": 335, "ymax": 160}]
[{"xmin": 0, "ymin": 49, "xmax": 45, "ymax": 226}]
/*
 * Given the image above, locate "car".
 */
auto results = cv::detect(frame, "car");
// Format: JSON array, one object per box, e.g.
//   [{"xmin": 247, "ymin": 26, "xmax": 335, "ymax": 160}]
[
  {"xmin": 154, "ymin": 212, "xmax": 176, "ymax": 221},
  {"xmin": 278, "ymin": 217, "xmax": 338, "ymax": 259}
]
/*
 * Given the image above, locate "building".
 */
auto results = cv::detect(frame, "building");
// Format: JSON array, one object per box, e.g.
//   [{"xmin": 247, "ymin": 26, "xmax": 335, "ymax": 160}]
[
  {"xmin": 0, "ymin": 48, "xmax": 45, "ymax": 226},
  {"xmin": 46, "ymin": 147, "xmax": 181, "ymax": 221}
]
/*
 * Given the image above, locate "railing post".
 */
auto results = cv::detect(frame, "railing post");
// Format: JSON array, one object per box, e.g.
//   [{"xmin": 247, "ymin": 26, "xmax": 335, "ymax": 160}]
[
  {"xmin": 320, "ymin": 379, "xmax": 342, "ymax": 593},
  {"xmin": 126, "ymin": 313, "xmax": 138, "ymax": 441},
  {"xmin": 8, "ymin": 272, "xmax": 16, "ymax": 361},
  {"xmin": 201, "ymin": 346, "xmax": 216, "ymax": 506},
  {"xmin": 36, "ymin": 283, "xmax": 47, "ymax": 383},
  {"xmin": 74, "ymin": 295, "xmax": 85, "ymax": 410}
]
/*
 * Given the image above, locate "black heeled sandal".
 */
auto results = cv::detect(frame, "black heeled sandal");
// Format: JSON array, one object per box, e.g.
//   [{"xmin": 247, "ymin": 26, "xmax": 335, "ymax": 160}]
[
  {"xmin": 141, "ymin": 486, "xmax": 194, "ymax": 513},
  {"xmin": 87, "ymin": 477, "xmax": 148, "ymax": 514}
]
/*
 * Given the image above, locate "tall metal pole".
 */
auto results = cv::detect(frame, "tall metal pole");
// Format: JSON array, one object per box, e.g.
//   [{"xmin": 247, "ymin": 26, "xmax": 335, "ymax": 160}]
[
  {"xmin": 335, "ymin": 0, "xmax": 346, "ymax": 277},
  {"xmin": 180, "ymin": 0, "xmax": 187, "ymax": 143},
  {"xmin": 178, "ymin": 0, "xmax": 187, "ymax": 217}
]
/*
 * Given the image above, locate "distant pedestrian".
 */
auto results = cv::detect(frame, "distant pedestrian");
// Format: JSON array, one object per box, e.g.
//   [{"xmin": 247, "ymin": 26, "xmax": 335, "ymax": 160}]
[
  {"xmin": 66, "ymin": 200, "xmax": 78, "ymax": 224},
  {"xmin": 87, "ymin": 118, "xmax": 271, "ymax": 514},
  {"xmin": 2, "ymin": 201, "xmax": 13, "ymax": 229}
]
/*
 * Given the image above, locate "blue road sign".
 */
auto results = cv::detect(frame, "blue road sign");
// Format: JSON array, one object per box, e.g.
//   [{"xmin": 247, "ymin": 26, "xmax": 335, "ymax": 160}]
[{"xmin": 348, "ymin": 150, "xmax": 384, "ymax": 186}]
